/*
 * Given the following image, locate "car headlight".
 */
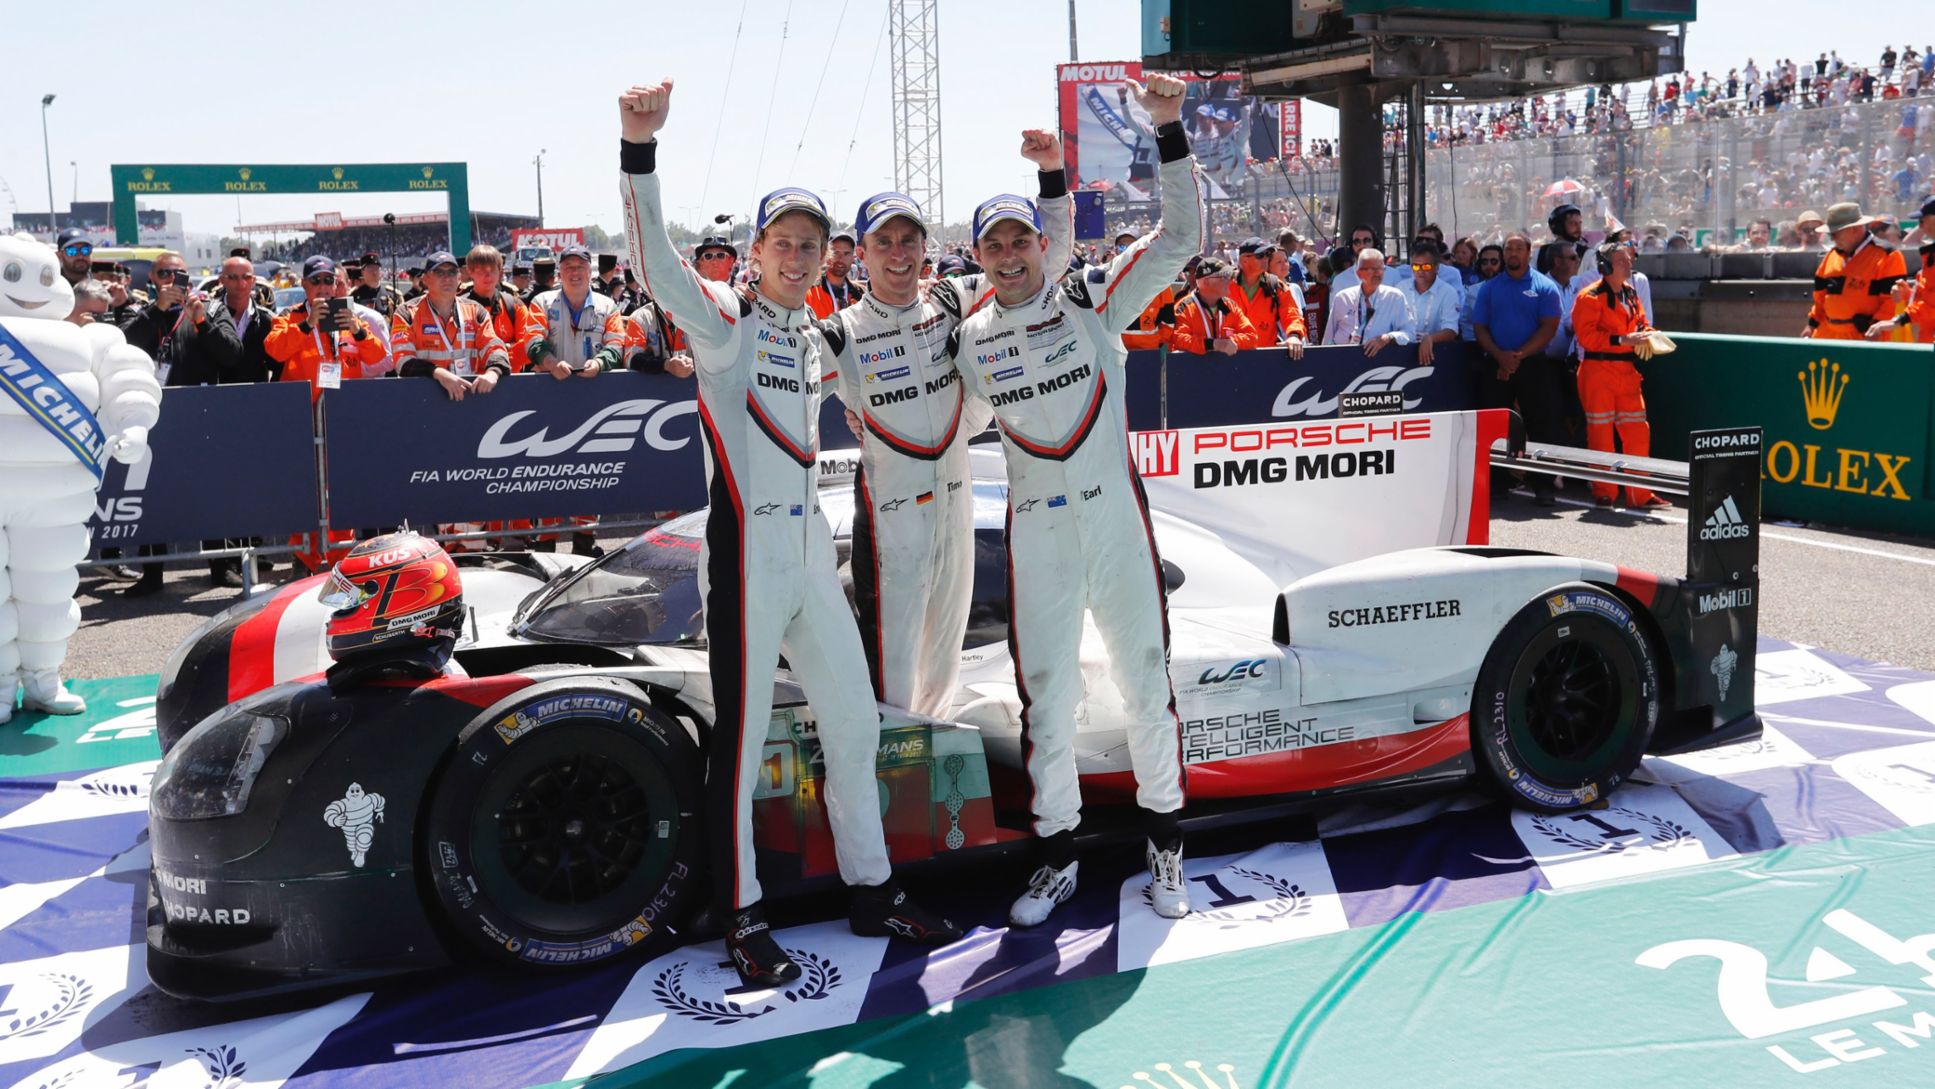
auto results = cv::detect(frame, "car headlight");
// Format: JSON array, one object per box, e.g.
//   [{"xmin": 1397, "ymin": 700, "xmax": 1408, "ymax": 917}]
[{"xmin": 151, "ymin": 710, "xmax": 290, "ymax": 821}]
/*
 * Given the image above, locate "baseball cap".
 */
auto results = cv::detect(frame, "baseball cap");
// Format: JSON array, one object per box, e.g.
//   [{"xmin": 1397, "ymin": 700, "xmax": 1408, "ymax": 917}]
[
  {"xmin": 1114, "ymin": 230, "xmax": 1137, "ymax": 245},
  {"xmin": 854, "ymin": 191, "xmax": 927, "ymax": 239},
  {"xmin": 937, "ymin": 255, "xmax": 968, "ymax": 276},
  {"xmin": 830, "ymin": 230, "xmax": 856, "ymax": 246},
  {"xmin": 754, "ymin": 187, "xmax": 832, "ymax": 234},
  {"xmin": 1238, "ymin": 236, "xmax": 1275, "ymax": 256},
  {"xmin": 557, "ymin": 244, "xmax": 593, "ymax": 265},
  {"xmin": 55, "ymin": 227, "xmax": 91, "ymax": 249},
  {"xmin": 971, "ymin": 194, "xmax": 1043, "ymax": 241},
  {"xmin": 1920, "ymin": 197, "xmax": 1935, "ymax": 220},
  {"xmin": 1194, "ymin": 257, "xmax": 1231, "ymax": 279},
  {"xmin": 301, "ymin": 255, "xmax": 338, "ymax": 279},
  {"xmin": 424, "ymin": 251, "xmax": 460, "ymax": 271}
]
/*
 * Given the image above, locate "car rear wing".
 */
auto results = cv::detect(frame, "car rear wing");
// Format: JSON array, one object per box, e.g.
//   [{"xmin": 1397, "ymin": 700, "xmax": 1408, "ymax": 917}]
[{"xmin": 1494, "ymin": 424, "xmax": 1764, "ymax": 744}]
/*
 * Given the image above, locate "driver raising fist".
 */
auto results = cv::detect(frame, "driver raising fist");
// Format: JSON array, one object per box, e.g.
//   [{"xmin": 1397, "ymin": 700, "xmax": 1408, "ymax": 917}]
[{"xmin": 616, "ymin": 79, "xmax": 960, "ymax": 988}]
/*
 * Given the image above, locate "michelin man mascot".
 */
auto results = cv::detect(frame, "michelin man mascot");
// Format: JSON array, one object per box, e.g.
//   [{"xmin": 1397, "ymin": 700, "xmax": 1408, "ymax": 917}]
[{"xmin": 0, "ymin": 233, "xmax": 160, "ymax": 723}]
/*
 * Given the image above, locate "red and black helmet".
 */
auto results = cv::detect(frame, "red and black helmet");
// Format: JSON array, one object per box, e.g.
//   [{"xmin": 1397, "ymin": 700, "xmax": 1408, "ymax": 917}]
[{"xmin": 318, "ymin": 532, "xmax": 465, "ymax": 682}]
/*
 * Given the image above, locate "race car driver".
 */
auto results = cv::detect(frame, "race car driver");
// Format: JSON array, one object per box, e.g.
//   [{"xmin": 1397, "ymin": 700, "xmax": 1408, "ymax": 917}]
[
  {"xmin": 948, "ymin": 73, "xmax": 1204, "ymax": 928},
  {"xmin": 618, "ymin": 78, "xmax": 958, "ymax": 987},
  {"xmin": 819, "ymin": 131, "xmax": 1072, "ymax": 719}
]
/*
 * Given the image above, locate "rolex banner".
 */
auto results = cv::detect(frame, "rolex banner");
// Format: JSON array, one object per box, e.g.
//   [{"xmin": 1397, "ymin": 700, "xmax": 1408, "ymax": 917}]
[{"xmin": 1639, "ymin": 333, "xmax": 1935, "ymax": 536}]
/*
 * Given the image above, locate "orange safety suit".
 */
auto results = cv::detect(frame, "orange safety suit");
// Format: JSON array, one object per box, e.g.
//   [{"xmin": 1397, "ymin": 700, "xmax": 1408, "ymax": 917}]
[
  {"xmin": 1168, "ymin": 294, "xmax": 1263, "ymax": 356},
  {"xmin": 1902, "ymin": 246, "xmax": 1935, "ymax": 342},
  {"xmin": 1807, "ymin": 239, "xmax": 1908, "ymax": 340},
  {"xmin": 462, "ymin": 285, "xmax": 538, "ymax": 370},
  {"xmin": 391, "ymin": 296, "xmax": 511, "ymax": 378},
  {"xmin": 1571, "ymin": 278, "xmax": 1657, "ymax": 505},
  {"xmin": 804, "ymin": 276, "xmax": 866, "ymax": 319},
  {"xmin": 1230, "ymin": 273, "xmax": 1307, "ymax": 344},
  {"xmin": 263, "ymin": 303, "xmax": 389, "ymax": 403},
  {"xmin": 1122, "ymin": 286, "xmax": 1177, "ymax": 350}
]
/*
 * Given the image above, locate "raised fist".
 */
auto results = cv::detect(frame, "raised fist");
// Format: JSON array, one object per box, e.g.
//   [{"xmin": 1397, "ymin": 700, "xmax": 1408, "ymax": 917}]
[
  {"xmin": 1128, "ymin": 74, "xmax": 1188, "ymax": 127},
  {"xmin": 1019, "ymin": 129, "xmax": 1064, "ymax": 172},
  {"xmin": 619, "ymin": 80, "xmax": 675, "ymax": 143}
]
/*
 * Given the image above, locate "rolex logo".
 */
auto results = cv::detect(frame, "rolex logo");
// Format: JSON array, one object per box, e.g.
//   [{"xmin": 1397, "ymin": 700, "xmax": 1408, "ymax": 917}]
[
  {"xmin": 239, "ymin": 167, "xmax": 252, "ymax": 181},
  {"xmin": 1124, "ymin": 1059, "xmax": 1241, "ymax": 1089},
  {"xmin": 332, "ymin": 166, "xmax": 345, "ymax": 180},
  {"xmin": 422, "ymin": 166, "xmax": 434, "ymax": 179},
  {"xmin": 1798, "ymin": 358, "xmax": 1849, "ymax": 431},
  {"xmin": 141, "ymin": 167, "xmax": 154, "ymax": 181}
]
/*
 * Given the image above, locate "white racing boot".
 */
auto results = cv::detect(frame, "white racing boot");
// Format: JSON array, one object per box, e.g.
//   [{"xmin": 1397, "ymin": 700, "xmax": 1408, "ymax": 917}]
[
  {"xmin": 21, "ymin": 670, "xmax": 86, "ymax": 716},
  {"xmin": 1146, "ymin": 838, "xmax": 1191, "ymax": 919},
  {"xmin": 1008, "ymin": 861, "xmax": 1078, "ymax": 927}
]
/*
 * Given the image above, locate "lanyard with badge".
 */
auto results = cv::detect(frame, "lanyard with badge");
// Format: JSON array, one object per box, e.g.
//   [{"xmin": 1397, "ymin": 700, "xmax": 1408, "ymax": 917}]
[
  {"xmin": 311, "ymin": 306, "xmax": 345, "ymax": 389},
  {"xmin": 427, "ymin": 302, "xmax": 472, "ymax": 376},
  {"xmin": 1194, "ymin": 299, "xmax": 1221, "ymax": 343},
  {"xmin": 560, "ymin": 294, "xmax": 595, "ymax": 362}
]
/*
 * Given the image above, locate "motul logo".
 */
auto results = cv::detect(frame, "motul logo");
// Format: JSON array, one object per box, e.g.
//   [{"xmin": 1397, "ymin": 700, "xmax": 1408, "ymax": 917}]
[
  {"xmin": 1700, "ymin": 495, "xmax": 1752, "ymax": 541},
  {"xmin": 1060, "ymin": 63, "xmax": 1131, "ymax": 82},
  {"xmin": 477, "ymin": 399, "xmax": 696, "ymax": 458}
]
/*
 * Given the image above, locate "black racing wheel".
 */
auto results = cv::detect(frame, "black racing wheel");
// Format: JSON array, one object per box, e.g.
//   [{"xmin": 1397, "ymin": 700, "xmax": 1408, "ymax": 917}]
[
  {"xmin": 421, "ymin": 678, "xmax": 702, "ymax": 968},
  {"xmin": 1470, "ymin": 583, "xmax": 1660, "ymax": 814}
]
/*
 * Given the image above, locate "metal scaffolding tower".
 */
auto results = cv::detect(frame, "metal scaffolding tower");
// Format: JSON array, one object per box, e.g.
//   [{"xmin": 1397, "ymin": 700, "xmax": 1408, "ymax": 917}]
[{"xmin": 890, "ymin": 0, "xmax": 943, "ymax": 235}]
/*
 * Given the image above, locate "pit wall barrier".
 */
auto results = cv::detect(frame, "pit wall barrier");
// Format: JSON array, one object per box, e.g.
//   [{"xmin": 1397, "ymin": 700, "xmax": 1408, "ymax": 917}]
[
  {"xmin": 85, "ymin": 347, "xmax": 1483, "ymax": 552},
  {"xmin": 1638, "ymin": 333, "xmax": 1935, "ymax": 536}
]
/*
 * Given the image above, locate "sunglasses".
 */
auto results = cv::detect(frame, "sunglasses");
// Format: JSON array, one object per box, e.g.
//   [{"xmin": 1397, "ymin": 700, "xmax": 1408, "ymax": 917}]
[
  {"xmin": 696, "ymin": 251, "xmax": 734, "ymax": 261},
  {"xmin": 1409, "ymin": 263, "xmax": 1436, "ymax": 272},
  {"xmin": 304, "ymin": 274, "xmax": 334, "ymax": 285},
  {"xmin": 63, "ymin": 244, "xmax": 93, "ymax": 257}
]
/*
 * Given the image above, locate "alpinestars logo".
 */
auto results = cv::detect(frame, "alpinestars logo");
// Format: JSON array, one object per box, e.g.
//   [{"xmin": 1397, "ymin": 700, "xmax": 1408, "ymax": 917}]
[{"xmin": 1700, "ymin": 495, "xmax": 1752, "ymax": 540}]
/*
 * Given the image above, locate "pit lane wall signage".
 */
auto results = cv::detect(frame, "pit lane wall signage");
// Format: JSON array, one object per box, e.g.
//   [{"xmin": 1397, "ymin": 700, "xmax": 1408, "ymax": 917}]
[
  {"xmin": 1639, "ymin": 334, "xmax": 1935, "ymax": 536},
  {"xmin": 1122, "ymin": 341, "xmax": 1476, "ymax": 430},
  {"xmin": 87, "ymin": 383, "xmax": 319, "ymax": 550}
]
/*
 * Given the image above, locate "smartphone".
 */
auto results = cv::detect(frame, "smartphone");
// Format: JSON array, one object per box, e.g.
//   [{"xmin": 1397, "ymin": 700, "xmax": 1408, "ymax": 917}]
[{"xmin": 326, "ymin": 297, "xmax": 350, "ymax": 330}]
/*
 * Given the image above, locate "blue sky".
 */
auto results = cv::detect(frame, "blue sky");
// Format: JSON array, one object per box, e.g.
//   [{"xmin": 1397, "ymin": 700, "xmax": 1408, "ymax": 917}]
[{"xmin": 0, "ymin": 0, "xmax": 1910, "ymax": 238}]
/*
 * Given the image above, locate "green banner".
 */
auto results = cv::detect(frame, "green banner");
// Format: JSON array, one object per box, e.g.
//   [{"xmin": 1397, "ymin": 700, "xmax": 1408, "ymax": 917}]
[
  {"xmin": 1640, "ymin": 333, "xmax": 1935, "ymax": 535},
  {"xmin": 599, "ymin": 823, "xmax": 1935, "ymax": 1088},
  {"xmin": 0, "ymin": 675, "xmax": 161, "ymax": 778},
  {"xmin": 108, "ymin": 162, "xmax": 473, "ymax": 253}
]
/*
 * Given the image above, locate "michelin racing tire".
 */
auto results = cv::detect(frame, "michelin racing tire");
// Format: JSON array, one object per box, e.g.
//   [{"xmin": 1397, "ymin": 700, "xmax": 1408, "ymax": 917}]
[
  {"xmin": 421, "ymin": 678, "xmax": 702, "ymax": 969},
  {"xmin": 1471, "ymin": 583, "xmax": 1660, "ymax": 814}
]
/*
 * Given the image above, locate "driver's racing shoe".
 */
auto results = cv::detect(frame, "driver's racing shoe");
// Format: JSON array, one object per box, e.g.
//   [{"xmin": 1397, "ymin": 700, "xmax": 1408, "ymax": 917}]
[
  {"xmin": 1008, "ymin": 861, "xmax": 1078, "ymax": 927},
  {"xmin": 1146, "ymin": 838, "xmax": 1191, "ymax": 919},
  {"xmin": 849, "ymin": 880, "xmax": 963, "ymax": 945},
  {"xmin": 21, "ymin": 671, "xmax": 86, "ymax": 715},
  {"xmin": 725, "ymin": 903, "xmax": 801, "ymax": 988}
]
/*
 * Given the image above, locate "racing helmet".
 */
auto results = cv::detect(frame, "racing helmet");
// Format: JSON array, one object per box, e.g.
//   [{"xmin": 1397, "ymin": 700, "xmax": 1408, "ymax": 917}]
[{"xmin": 318, "ymin": 532, "xmax": 465, "ymax": 684}]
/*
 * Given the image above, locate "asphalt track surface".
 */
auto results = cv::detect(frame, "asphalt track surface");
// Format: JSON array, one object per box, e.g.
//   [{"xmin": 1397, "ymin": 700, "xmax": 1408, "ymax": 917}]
[{"xmin": 63, "ymin": 492, "xmax": 1935, "ymax": 681}]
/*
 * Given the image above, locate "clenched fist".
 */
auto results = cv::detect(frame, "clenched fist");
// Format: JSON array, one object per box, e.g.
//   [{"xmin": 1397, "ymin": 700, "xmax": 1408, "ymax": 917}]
[
  {"xmin": 1127, "ymin": 74, "xmax": 1188, "ymax": 127},
  {"xmin": 620, "ymin": 80, "xmax": 674, "ymax": 143},
  {"xmin": 1019, "ymin": 129, "xmax": 1064, "ymax": 172}
]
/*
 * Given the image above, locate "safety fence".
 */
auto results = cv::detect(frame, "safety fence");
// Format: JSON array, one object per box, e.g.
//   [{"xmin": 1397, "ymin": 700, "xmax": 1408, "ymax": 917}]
[
  {"xmin": 84, "ymin": 346, "xmax": 1485, "ymax": 558},
  {"xmin": 1639, "ymin": 334, "xmax": 1935, "ymax": 537}
]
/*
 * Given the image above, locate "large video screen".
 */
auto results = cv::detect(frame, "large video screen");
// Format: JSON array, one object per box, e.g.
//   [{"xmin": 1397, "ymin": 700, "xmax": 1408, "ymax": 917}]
[{"xmin": 1058, "ymin": 61, "xmax": 1297, "ymax": 201}]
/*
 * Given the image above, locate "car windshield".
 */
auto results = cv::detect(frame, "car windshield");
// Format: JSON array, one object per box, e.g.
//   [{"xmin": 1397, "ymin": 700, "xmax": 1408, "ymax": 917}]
[{"xmin": 519, "ymin": 513, "xmax": 705, "ymax": 646}]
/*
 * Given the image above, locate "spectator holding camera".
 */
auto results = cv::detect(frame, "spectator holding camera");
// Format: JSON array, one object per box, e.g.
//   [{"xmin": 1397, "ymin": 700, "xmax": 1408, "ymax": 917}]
[
  {"xmin": 119, "ymin": 249, "xmax": 190, "ymax": 383},
  {"xmin": 393, "ymin": 251, "xmax": 511, "ymax": 401},
  {"xmin": 265, "ymin": 255, "xmax": 387, "ymax": 401},
  {"xmin": 174, "ymin": 256, "xmax": 275, "ymax": 386}
]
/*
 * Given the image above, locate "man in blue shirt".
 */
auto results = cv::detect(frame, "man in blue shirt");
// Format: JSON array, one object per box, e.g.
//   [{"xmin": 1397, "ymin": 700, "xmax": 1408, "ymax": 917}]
[{"xmin": 1473, "ymin": 234, "xmax": 1565, "ymax": 506}]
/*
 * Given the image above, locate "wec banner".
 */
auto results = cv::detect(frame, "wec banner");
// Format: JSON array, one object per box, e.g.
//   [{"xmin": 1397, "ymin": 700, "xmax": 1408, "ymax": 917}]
[
  {"xmin": 1122, "ymin": 341, "xmax": 1477, "ymax": 430},
  {"xmin": 322, "ymin": 375, "xmax": 854, "ymax": 526},
  {"xmin": 86, "ymin": 382, "xmax": 318, "ymax": 549}
]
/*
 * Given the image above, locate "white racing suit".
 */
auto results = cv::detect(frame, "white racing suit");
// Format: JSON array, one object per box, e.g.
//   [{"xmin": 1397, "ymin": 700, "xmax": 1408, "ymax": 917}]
[
  {"xmin": 818, "ymin": 177, "xmax": 1072, "ymax": 718},
  {"xmin": 948, "ymin": 129, "xmax": 1205, "ymax": 838},
  {"xmin": 621, "ymin": 142, "xmax": 890, "ymax": 911}
]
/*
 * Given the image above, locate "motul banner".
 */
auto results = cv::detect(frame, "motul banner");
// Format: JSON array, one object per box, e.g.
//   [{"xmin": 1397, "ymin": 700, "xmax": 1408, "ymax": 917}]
[
  {"xmin": 1058, "ymin": 61, "xmax": 1293, "ymax": 199},
  {"xmin": 511, "ymin": 228, "xmax": 586, "ymax": 253}
]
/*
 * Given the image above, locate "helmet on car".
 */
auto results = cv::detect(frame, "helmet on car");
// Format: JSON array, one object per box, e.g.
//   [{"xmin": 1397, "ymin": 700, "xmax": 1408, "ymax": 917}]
[{"xmin": 318, "ymin": 532, "xmax": 465, "ymax": 685}]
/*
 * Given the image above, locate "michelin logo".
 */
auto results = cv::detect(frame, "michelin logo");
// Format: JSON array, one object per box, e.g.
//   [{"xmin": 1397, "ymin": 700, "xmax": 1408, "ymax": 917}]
[{"xmin": 1699, "ymin": 495, "xmax": 1752, "ymax": 541}]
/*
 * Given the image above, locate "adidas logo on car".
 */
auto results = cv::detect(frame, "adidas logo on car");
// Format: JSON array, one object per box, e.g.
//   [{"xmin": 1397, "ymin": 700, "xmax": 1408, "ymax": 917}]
[{"xmin": 1699, "ymin": 495, "xmax": 1752, "ymax": 541}]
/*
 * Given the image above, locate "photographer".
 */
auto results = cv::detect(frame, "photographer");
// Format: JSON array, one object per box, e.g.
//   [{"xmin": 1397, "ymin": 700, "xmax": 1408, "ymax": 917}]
[
  {"xmin": 176, "ymin": 257, "xmax": 275, "ymax": 386},
  {"xmin": 264, "ymin": 256, "xmax": 387, "ymax": 401},
  {"xmin": 119, "ymin": 250, "xmax": 191, "ymax": 383}
]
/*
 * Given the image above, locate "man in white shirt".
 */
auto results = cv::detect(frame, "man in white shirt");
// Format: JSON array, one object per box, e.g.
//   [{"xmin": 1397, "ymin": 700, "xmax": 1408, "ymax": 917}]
[
  {"xmin": 1324, "ymin": 248, "xmax": 1413, "ymax": 353},
  {"xmin": 1394, "ymin": 242, "xmax": 1461, "ymax": 365}
]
